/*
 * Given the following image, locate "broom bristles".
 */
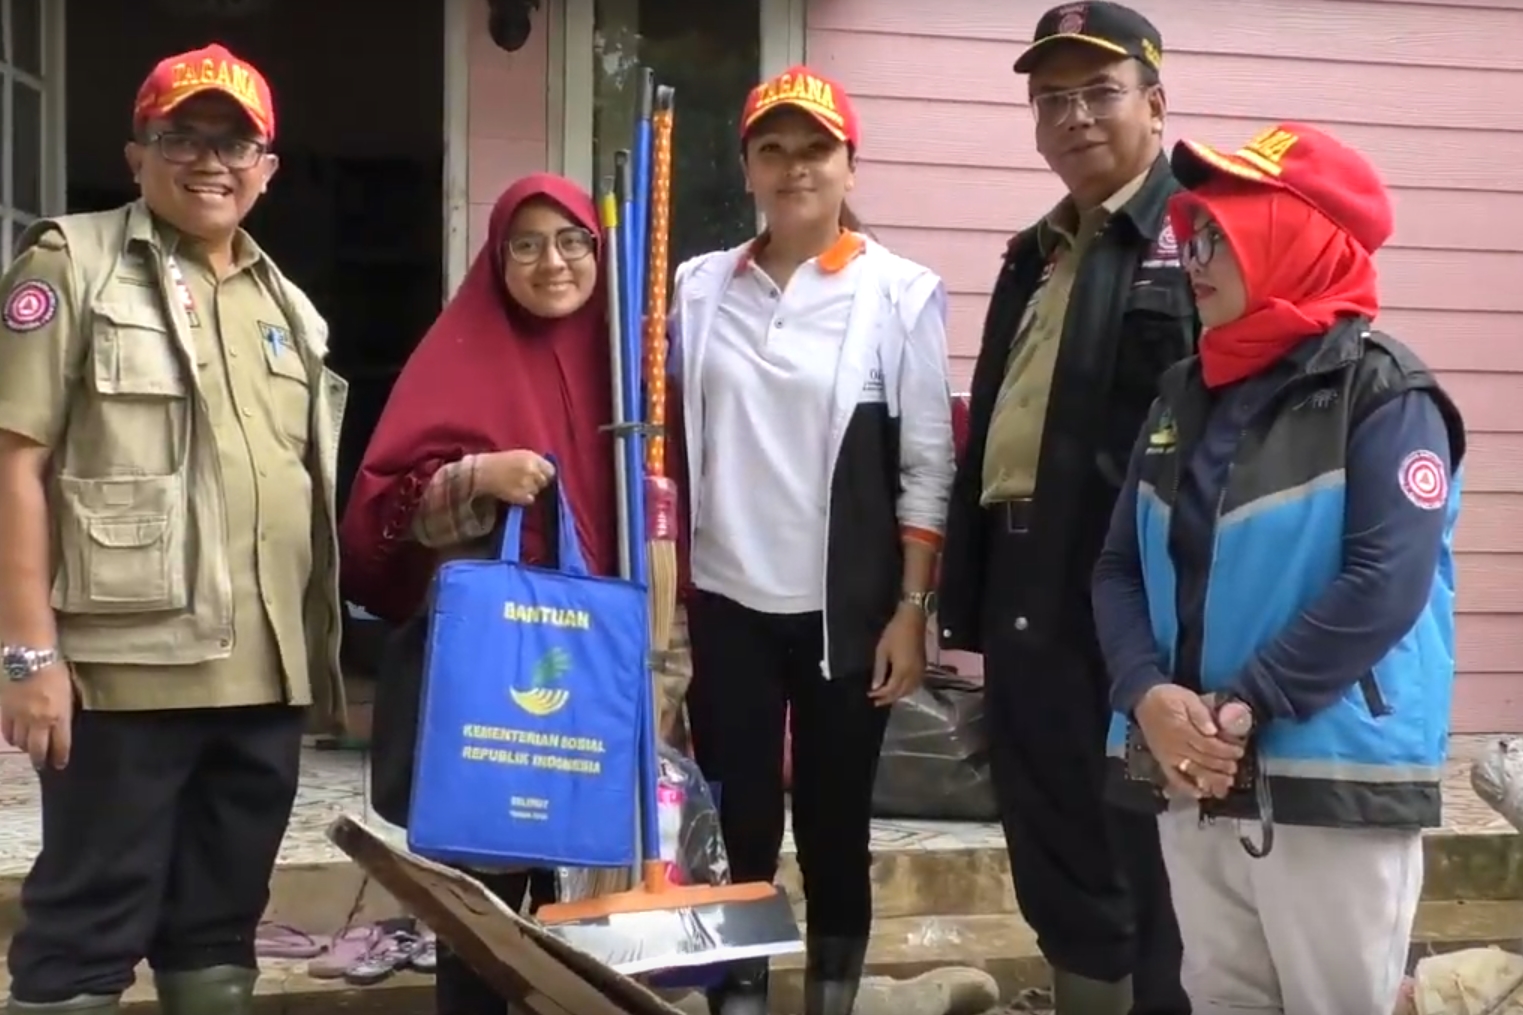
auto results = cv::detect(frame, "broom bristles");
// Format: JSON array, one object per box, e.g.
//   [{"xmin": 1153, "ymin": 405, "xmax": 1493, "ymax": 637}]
[
  {"xmin": 647, "ymin": 542, "xmax": 678, "ymax": 652},
  {"xmin": 565, "ymin": 541, "xmax": 677, "ymax": 905}
]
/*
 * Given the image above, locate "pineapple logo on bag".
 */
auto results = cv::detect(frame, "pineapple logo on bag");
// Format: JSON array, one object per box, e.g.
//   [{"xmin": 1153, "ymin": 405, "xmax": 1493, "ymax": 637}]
[{"xmin": 510, "ymin": 646, "xmax": 573, "ymax": 718}]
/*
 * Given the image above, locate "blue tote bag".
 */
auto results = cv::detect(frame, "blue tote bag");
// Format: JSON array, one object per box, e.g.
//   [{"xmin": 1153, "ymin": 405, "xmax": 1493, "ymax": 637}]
[{"xmin": 406, "ymin": 478, "xmax": 646, "ymax": 870}]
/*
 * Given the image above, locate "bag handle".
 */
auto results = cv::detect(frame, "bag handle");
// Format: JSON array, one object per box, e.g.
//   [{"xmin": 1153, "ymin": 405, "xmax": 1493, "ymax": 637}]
[{"xmin": 497, "ymin": 454, "xmax": 590, "ymax": 577}]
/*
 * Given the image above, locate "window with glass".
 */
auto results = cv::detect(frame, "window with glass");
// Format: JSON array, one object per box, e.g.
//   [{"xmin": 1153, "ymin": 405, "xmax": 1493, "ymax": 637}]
[
  {"xmin": 592, "ymin": 0, "xmax": 761, "ymax": 272},
  {"xmin": 0, "ymin": 0, "xmax": 48, "ymax": 260}
]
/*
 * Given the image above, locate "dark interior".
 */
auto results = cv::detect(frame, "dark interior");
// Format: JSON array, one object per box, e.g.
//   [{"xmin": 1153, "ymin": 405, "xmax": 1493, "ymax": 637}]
[{"xmin": 66, "ymin": 0, "xmax": 446, "ymax": 518}]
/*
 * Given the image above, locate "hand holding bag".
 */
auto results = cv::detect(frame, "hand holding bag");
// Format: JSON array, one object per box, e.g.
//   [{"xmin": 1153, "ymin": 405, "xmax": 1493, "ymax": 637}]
[{"xmin": 406, "ymin": 475, "xmax": 649, "ymax": 870}]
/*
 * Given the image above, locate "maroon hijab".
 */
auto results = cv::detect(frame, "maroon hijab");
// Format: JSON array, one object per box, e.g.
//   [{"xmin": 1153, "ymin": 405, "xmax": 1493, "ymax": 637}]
[{"xmin": 340, "ymin": 174, "xmax": 616, "ymax": 622}]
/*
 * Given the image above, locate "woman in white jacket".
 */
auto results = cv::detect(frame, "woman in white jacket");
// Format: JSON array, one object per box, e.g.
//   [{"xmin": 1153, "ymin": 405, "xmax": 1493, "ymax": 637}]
[{"xmin": 667, "ymin": 65, "xmax": 956, "ymax": 1015}]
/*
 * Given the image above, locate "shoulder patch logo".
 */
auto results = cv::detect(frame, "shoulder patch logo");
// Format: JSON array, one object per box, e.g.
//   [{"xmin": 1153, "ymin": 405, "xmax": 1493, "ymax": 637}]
[
  {"xmin": 3, "ymin": 279, "xmax": 58, "ymax": 332},
  {"xmin": 1145, "ymin": 410, "xmax": 1177, "ymax": 454},
  {"xmin": 1398, "ymin": 449, "xmax": 1447, "ymax": 510}
]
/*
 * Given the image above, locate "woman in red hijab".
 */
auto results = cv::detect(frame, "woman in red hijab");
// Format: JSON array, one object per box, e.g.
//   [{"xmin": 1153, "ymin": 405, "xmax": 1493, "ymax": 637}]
[
  {"xmin": 339, "ymin": 173, "xmax": 615, "ymax": 1015},
  {"xmin": 1092, "ymin": 124, "xmax": 1465, "ymax": 1014}
]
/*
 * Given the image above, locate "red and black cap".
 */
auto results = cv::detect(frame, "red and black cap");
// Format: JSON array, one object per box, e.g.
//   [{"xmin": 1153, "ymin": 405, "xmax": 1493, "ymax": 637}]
[{"xmin": 1013, "ymin": 2, "xmax": 1164, "ymax": 75}]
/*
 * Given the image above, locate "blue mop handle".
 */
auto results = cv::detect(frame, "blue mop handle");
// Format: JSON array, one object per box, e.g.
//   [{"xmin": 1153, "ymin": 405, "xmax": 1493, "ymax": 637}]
[
  {"xmin": 614, "ymin": 151, "xmax": 658, "ymax": 876},
  {"xmin": 614, "ymin": 154, "xmax": 647, "ymax": 588},
  {"xmin": 630, "ymin": 69, "xmax": 656, "ymax": 343}
]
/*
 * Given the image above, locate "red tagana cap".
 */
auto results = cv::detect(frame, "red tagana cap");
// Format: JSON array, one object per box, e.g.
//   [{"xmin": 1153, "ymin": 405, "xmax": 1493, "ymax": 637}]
[
  {"xmin": 740, "ymin": 65, "xmax": 860, "ymax": 147},
  {"xmin": 133, "ymin": 42, "xmax": 275, "ymax": 141},
  {"xmin": 1171, "ymin": 122, "xmax": 1393, "ymax": 254}
]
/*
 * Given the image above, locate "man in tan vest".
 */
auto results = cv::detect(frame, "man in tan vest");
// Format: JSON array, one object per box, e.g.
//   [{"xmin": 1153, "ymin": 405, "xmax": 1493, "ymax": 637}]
[{"xmin": 0, "ymin": 43, "xmax": 346, "ymax": 1015}]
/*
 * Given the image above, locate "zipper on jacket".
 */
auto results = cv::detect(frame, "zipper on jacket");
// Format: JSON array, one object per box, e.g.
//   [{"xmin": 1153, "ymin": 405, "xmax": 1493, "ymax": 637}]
[{"xmin": 1358, "ymin": 673, "xmax": 1391, "ymax": 717}]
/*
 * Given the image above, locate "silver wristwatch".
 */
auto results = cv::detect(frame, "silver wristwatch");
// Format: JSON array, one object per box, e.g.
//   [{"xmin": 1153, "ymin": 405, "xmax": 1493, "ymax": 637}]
[
  {"xmin": 901, "ymin": 590, "xmax": 938, "ymax": 614},
  {"xmin": 2, "ymin": 644, "xmax": 60, "ymax": 681}
]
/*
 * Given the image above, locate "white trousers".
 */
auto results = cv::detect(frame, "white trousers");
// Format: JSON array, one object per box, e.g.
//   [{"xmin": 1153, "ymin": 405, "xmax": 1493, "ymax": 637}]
[{"xmin": 1158, "ymin": 805, "xmax": 1422, "ymax": 1015}]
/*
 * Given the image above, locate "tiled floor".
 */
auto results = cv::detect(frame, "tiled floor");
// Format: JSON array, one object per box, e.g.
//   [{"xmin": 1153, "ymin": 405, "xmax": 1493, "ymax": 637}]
[{"xmin": 0, "ymin": 735, "xmax": 1512, "ymax": 877}]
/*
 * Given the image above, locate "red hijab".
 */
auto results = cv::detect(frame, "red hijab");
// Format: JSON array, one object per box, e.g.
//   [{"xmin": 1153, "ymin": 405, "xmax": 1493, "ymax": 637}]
[
  {"xmin": 340, "ymin": 174, "xmax": 616, "ymax": 623},
  {"xmin": 1169, "ymin": 181, "xmax": 1380, "ymax": 388}
]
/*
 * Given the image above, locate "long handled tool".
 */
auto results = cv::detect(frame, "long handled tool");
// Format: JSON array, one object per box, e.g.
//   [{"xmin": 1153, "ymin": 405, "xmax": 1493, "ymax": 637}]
[
  {"xmin": 643, "ymin": 85, "xmax": 679, "ymax": 700},
  {"xmin": 538, "ymin": 129, "xmax": 802, "ymax": 979}
]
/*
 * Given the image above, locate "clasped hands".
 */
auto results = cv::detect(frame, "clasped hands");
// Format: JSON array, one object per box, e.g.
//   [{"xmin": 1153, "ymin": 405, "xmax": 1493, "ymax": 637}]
[{"xmin": 1135, "ymin": 684, "xmax": 1254, "ymax": 800}]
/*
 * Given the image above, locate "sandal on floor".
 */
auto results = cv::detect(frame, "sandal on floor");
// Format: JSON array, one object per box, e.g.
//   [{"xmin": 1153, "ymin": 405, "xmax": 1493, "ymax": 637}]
[
  {"xmin": 255, "ymin": 922, "xmax": 327, "ymax": 960},
  {"xmin": 406, "ymin": 932, "xmax": 437, "ymax": 974},
  {"xmin": 307, "ymin": 923, "xmax": 384, "ymax": 979},
  {"xmin": 344, "ymin": 930, "xmax": 423, "ymax": 986}
]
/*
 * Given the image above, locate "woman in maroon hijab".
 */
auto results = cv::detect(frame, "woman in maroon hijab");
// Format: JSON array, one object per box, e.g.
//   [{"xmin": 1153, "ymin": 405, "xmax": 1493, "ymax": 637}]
[{"xmin": 339, "ymin": 173, "xmax": 616, "ymax": 1015}]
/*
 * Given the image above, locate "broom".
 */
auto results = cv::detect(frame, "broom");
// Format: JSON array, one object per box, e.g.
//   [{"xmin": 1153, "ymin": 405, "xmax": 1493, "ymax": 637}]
[
  {"xmin": 574, "ymin": 78, "xmax": 669, "ymax": 905},
  {"xmin": 571, "ymin": 149, "xmax": 647, "ymax": 904},
  {"xmin": 538, "ymin": 140, "xmax": 803, "ymax": 978},
  {"xmin": 643, "ymin": 86, "xmax": 680, "ymax": 729}
]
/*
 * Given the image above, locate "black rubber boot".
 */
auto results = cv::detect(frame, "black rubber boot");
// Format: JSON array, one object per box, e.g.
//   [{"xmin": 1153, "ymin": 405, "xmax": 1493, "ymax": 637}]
[
  {"xmin": 803, "ymin": 935, "xmax": 868, "ymax": 1015},
  {"xmin": 152, "ymin": 965, "xmax": 258, "ymax": 1015},
  {"xmin": 1051, "ymin": 969, "xmax": 1133, "ymax": 1015},
  {"xmin": 704, "ymin": 959, "xmax": 769, "ymax": 1015},
  {"xmin": 4, "ymin": 997, "xmax": 120, "ymax": 1014}
]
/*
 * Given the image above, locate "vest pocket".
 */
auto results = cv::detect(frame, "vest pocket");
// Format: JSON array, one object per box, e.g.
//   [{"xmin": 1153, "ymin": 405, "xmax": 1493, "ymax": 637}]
[
  {"xmin": 52, "ymin": 472, "xmax": 189, "ymax": 615},
  {"xmin": 91, "ymin": 302, "xmax": 186, "ymax": 397}
]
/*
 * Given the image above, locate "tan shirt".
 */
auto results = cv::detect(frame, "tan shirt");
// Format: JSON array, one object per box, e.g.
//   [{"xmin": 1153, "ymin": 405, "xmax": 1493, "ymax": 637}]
[
  {"xmin": 981, "ymin": 171, "xmax": 1151, "ymax": 504},
  {"xmin": 0, "ymin": 225, "xmax": 316, "ymax": 710}
]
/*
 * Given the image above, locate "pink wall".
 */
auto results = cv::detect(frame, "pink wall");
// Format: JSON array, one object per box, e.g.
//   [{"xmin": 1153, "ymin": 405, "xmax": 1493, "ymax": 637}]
[
  {"xmin": 810, "ymin": 0, "xmax": 1523, "ymax": 732},
  {"xmin": 464, "ymin": 0, "xmax": 551, "ymax": 256}
]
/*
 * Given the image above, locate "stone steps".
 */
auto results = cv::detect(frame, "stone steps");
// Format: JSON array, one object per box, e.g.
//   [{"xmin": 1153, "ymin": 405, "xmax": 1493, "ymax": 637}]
[
  {"xmin": 1, "ymin": 904, "xmax": 1518, "ymax": 1013},
  {"xmin": 6, "ymin": 828, "xmax": 1521, "ymax": 950}
]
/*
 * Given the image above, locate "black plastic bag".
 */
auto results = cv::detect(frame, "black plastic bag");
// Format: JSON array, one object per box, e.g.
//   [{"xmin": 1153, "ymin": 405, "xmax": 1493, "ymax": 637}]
[{"xmin": 871, "ymin": 669, "xmax": 998, "ymax": 821}]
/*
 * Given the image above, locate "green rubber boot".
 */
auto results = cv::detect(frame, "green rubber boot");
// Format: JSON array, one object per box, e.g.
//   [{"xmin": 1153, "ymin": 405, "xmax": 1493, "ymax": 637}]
[
  {"xmin": 152, "ymin": 965, "xmax": 258, "ymax": 1015},
  {"xmin": 1051, "ymin": 969, "xmax": 1133, "ymax": 1015},
  {"xmin": 4, "ymin": 998, "xmax": 120, "ymax": 1014}
]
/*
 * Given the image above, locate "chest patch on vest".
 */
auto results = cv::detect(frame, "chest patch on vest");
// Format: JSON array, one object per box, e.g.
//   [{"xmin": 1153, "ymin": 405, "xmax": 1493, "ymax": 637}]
[
  {"xmin": 1398, "ymin": 450, "xmax": 1447, "ymax": 510},
  {"xmin": 2, "ymin": 279, "xmax": 57, "ymax": 332}
]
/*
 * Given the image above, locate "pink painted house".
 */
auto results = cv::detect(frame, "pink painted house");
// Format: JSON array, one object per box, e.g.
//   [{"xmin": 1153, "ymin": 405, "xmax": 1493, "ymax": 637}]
[
  {"xmin": 15, "ymin": 0, "xmax": 1519, "ymax": 730},
  {"xmin": 451, "ymin": 0, "xmax": 1523, "ymax": 731}
]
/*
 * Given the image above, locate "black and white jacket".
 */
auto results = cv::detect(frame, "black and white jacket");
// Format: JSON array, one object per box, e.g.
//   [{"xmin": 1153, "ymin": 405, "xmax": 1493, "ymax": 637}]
[{"xmin": 670, "ymin": 239, "xmax": 956, "ymax": 679}]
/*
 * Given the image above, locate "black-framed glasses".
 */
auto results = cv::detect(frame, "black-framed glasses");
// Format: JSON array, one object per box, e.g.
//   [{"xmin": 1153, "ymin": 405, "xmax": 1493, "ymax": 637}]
[
  {"xmin": 505, "ymin": 227, "xmax": 596, "ymax": 265},
  {"xmin": 1029, "ymin": 84, "xmax": 1139, "ymax": 127},
  {"xmin": 1184, "ymin": 224, "xmax": 1227, "ymax": 266},
  {"xmin": 145, "ymin": 130, "xmax": 268, "ymax": 170}
]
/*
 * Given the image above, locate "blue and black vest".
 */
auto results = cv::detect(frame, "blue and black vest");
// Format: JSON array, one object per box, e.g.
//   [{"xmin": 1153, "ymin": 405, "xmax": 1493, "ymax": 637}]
[{"xmin": 1106, "ymin": 320, "xmax": 1466, "ymax": 828}]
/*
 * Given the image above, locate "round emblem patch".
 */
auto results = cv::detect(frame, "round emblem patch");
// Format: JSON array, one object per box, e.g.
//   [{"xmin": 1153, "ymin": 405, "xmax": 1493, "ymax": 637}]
[
  {"xmin": 1057, "ymin": 11, "xmax": 1085, "ymax": 32},
  {"xmin": 2, "ymin": 280, "xmax": 58, "ymax": 332},
  {"xmin": 1154, "ymin": 221, "xmax": 1178, "ymax": 258},
  {"xmin": 1398, "ymin": 450, "xmax": 1447, "ymax": 510}
]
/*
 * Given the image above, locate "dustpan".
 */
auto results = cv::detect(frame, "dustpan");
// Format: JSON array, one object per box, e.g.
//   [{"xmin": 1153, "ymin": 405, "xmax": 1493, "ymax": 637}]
[{"xmin": 536, "ymin": 142, "xmax": 803, "ymax": 976}]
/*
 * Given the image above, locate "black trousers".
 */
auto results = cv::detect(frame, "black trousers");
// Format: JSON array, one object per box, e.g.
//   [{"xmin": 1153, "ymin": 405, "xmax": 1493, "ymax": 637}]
[
  {"xmin": 7, "ymin": 705, "xmax": 305, "ymax": 1003},
  {"xmin": 685, "ymin": 591, "xmax": 890, "ymax": 940},
  {"xmin": 983, "ymin": 616, "xmax": 1188, "ymax": 1014},
  {"xmin": 434, "ymin": 869, "xmax": 557, "ymax": 1015}
]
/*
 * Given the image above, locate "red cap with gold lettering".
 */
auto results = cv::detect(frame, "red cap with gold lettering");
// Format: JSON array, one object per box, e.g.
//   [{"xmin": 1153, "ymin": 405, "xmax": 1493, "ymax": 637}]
[
  {"xmin": 133, "ymin": 43, "xmax": 276, "ymax": 142},
  {"xmin": 1171, "ymin": 122, "xmax": 1392, "ymax": 254},
  {"xmin": 740, "ymin": 65, "xmax": 860, "ymax": 147}
]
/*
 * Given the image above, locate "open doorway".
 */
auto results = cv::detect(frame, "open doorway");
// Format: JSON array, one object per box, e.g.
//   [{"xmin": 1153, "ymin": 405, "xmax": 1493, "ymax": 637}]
[{"xmin": 65, "ymin": 0, "xmax": 446, "ymax": 515}]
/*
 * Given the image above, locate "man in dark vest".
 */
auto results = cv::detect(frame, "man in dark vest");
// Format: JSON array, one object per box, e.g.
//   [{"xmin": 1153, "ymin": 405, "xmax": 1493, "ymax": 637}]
[{"xmin": 937, "ymin": 4, "xmax": 1196, "ymax": 1013}]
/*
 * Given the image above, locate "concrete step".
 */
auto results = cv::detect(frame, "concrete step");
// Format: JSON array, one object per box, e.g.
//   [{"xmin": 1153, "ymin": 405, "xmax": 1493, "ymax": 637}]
[
  {"xmin": 3, "ymin": 904, "xmax": 1517, "ymax": 1013},
  {"xmin": 3, "ymin": 827, "xmax": 1522, "ymax": 947}
]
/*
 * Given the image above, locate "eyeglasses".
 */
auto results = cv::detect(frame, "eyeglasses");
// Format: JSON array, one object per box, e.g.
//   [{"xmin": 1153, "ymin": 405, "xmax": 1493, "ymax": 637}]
[
  {"xmin": 1029, "ymin": 84, "xmax": 1139, "ymax": 127},
  {"xmin": 1184, "ymin": 224, "xmax": 1227, "ymax": 266},
  {"xmin": 505, "ymin": 227, "xmax": 596, "ymax": 265},
  {"xmin": 144, "ymin": 130, "xmax": 268, "ymax": 170}
]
